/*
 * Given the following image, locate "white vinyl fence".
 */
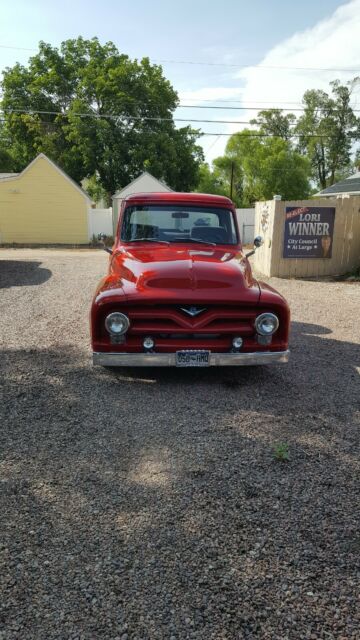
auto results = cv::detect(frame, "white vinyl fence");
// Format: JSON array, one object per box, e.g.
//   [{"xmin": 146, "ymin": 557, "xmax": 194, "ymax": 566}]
[
  {"xmin": 88, "ymin": 208, "xmax": 113, "ymax": 239},
  {"xmin": 236, "ymin": 208, "xmax": 255, "ymax": 245}
]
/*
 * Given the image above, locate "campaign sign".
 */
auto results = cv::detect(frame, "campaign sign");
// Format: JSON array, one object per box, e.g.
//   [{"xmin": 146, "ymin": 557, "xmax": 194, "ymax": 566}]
[{"xmin": 283, "ymin": 206, "xmax": 335, "ymax": 258}]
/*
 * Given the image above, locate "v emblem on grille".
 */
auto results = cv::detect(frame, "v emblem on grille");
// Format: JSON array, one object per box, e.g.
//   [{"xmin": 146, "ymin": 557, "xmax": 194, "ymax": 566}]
[{"xmin": 180, "ymin": 306, "xmax": 207, "ymax": 317}]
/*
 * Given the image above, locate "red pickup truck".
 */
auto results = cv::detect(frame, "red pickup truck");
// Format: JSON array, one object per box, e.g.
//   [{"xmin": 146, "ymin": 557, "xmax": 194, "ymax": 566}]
[{"xmin": 91, "ymin": 192, "xmax": 290, "ymax": 367}]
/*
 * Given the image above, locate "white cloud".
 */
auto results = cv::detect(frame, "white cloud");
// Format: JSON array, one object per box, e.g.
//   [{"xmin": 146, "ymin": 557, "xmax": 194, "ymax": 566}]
[
  {"xmin": 199, "ymin": 0, "xmax": 360, "ymax": 163},
  {"xmin": 238, "ymin": 0, "xmax": 360, "ymax": 107}
]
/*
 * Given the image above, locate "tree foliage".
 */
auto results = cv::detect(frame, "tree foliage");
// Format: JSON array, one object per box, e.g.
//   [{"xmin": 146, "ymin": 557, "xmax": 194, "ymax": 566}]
[
  {"xmin": 195, "ymin": 159, "xmax": 244, "ymax": 206},
  {"xmin": 227, "ymin": 132, "xmax": 311, "ymax": 203},
  {"xmin": 1, "ymin": 37, "xmax": 203, "ymax": 194},
  {"xmin": 0, "ymin": 122, "xmax": 14, "ymax": 171},
  {"xmin": 195, "ymin": 163, "xmax": 228, "ymax": 197},
  {"xmin": 296, "ymin": 80, "xmax": 359, "ymax": 188},
  {"xmin": 2, "ymin": 47, "xmax": 360, "ymax": 201},
  {"xmin": 0, "ymin": 146, "xmax": 14, "ymax": 172},
  {"xmin": 204, "ymin": 131, "xmax": 310, "ymax": 206},
  {"xmin": 202, "ymin": 79, "xmax": 360, "ymax": 201},
  {"xmin": 250, "ymin": 109, "xmax": 296, "ymax": 140}
]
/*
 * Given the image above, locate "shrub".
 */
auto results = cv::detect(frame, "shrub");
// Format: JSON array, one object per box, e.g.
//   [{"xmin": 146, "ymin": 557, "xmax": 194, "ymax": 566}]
[{"xmin": 272, "ymin": 442, "xmax": 290, "ymax": 462}]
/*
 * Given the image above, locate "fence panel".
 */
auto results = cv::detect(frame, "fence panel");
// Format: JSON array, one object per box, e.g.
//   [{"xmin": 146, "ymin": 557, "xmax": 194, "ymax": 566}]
[
  {"xmin": 254, "ymin": 198, "xmax": 360, "ymax": 278},
  {"xmin": 88, "ymin": 208, "xmax": 113, "ymax": 239},
  {"xmin": 236, "ymin": 208, "xmax": 255, "ymax": 245}
]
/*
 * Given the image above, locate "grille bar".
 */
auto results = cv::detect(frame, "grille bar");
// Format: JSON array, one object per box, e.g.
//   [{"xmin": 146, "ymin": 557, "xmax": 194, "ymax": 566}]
[{"xmin": 126, "ymin": 305, "xmax": 257, "ymax": 336}]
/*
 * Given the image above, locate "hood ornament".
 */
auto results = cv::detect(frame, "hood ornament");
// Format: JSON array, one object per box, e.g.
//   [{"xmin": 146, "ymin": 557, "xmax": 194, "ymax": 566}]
[{"xmin": 180, "ymin": 306, "xmax": 207, "ymax": 317}]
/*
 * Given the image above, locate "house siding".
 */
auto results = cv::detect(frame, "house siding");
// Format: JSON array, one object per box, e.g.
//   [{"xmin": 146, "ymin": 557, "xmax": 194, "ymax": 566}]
[
  {"xmin": 0, "ymin": 156, "xmax": 89, "ymax": 244},
  {"xmin": 112, "ymin": 173, "xmax": 172, "ymax": 233}
]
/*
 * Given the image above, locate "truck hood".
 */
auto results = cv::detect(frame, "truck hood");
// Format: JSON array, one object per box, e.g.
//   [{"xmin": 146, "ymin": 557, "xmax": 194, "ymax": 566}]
[{"xmin": 99, "ymin": 245, "xmax": 260, "ymax": 304}]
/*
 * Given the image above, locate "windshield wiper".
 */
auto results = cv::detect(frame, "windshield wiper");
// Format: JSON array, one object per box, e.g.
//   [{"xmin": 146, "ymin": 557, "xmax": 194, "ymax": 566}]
[
  {"xmin": 169, "ymin": 237, "xmax": 216, "ymax": 246},
  {"xmin": 126, "ymin": 238, "xmax": 170, "ymax": 244}
]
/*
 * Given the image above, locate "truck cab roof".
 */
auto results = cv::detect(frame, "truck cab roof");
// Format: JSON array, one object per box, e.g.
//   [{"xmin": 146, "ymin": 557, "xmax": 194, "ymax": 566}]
[{"xmin": 123, "ymin": 192, "xmax": 234, "ymax": 208}]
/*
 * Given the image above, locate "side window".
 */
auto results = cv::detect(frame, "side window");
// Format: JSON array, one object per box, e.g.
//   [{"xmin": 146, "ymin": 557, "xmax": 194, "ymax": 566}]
[{"xmin": 225, "ymin": 211, "xmax": 238, "ymax": 243}]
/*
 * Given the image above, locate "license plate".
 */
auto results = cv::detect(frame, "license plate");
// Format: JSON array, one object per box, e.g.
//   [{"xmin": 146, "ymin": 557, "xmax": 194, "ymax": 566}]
[{"xmin": 176, "ymin": 350, "xmax": 210, "ymax": 367}]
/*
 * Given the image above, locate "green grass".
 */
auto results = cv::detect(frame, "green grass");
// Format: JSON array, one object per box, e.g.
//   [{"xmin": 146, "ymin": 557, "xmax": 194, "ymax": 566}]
[
  {"xmin": 272, "ymin": 442, "xmax": 290, "ymax": 462},
  {"xmin": 347, "ymin": 265, "xmax": 360, "ymax": 281},
  {"xmin": 336, "ymin": 264, "xmax": 360, "ymax": 281}
]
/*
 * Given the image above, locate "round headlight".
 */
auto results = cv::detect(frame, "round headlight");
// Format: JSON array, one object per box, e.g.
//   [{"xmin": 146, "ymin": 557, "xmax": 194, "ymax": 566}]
[
  {"xmin": 255, "ymin": 313, "xmax": 279, "ymax": 336},
  {"xmin": 105, "ymin": 312, "xmax": 130, "ymax": 336}
]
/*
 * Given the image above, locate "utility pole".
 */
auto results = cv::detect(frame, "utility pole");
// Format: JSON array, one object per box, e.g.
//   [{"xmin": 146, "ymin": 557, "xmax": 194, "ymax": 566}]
[{"xmin": 230, "ymin": 161, "xmax": 234, "ymax": 200}]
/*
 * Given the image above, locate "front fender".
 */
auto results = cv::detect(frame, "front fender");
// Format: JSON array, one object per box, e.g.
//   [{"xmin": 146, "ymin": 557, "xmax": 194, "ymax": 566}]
[
  {"xmin": 90, "ymin": 277, "xmax": 127, "ymax": 348},
  {"xmin": 257, "ymin": 281, "xmax": 290, "ymax": 348}
]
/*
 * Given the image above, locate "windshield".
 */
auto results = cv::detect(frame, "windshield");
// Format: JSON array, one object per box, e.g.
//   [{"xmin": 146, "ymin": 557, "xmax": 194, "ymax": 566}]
[{"xmin": 121, "ymin": 205, "xmax": 238, "ymax": 245}]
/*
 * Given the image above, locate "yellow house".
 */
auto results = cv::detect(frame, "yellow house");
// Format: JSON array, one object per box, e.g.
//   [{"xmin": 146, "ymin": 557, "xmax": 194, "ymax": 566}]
[{"xmin": 0, "ymin": 153, "xmax": 92, "ymax": 244}]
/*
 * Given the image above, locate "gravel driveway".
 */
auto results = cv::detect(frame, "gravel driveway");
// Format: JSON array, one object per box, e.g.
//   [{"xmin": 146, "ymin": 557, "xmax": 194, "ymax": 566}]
[{"xmin": 0, "ymin": 249, "xmax": 359, "ymax": 640}]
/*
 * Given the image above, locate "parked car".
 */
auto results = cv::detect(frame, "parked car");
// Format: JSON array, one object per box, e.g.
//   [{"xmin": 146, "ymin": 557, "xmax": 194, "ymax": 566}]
[{"xmin": 91, "ymin": 192, "xmax": 290, "ymax": 367}]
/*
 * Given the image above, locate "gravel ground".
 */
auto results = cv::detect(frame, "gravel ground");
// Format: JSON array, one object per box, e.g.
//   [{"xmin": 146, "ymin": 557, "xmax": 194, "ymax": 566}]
[{"xmin": 0, "ymin": 248, "xmax": 359, "ymax": 640}]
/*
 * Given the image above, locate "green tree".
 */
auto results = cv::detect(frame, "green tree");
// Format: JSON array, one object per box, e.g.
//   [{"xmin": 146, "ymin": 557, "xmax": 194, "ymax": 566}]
[
  {"xmin": 1, "ymin": 37, "xmax": 203, "ymax": 194},
  {"xmin": 354, "ymin": 148, "xmax": 360, "ymax": 167},
  {"xmin": 250, "ymin": 109, "xmax": 296, "ymax": 140},
  {"xmin": 0, "ymin": 146, "xmax": 14, "ymax": 172},
  {"xmin": 296, "ymin": 79, "xmax": 359, "ymax": 188},
  {"xmin": 224, "ymin": 130, "xmax": 311, "ymax": 204},
  {"xmin": 83, "ymin": 173, "xmax": 108, "ymax": 206},
  {"xmin": 195, "ymin": 160, "xmax": 244, "ymax": 205},
  {"xmin": 0, "ymin": 122, "xmax": 14, "ymax": 171},
  {"xmin": 212, "ymin": 156, "xmax": 244, "ymax": 205},
  {"xmin": 195, "ymin": 163, "xmax": 229, "ymax": 198}
]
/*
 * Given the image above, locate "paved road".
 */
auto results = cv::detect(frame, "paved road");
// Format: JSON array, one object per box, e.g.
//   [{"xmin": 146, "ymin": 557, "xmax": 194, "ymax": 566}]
[{"xmin": 0, "ymin": 249, "xmax": 359, "ymax": 639}]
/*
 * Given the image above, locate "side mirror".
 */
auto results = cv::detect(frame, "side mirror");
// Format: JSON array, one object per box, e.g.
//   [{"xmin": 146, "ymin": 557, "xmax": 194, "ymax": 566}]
[
  {"xmin": 245, "ymin": 235, "xmax": 263, "ymax": 258},
  {"xmin": 98, "ymin": 233, "xmax": 113, "ymax": 255}
]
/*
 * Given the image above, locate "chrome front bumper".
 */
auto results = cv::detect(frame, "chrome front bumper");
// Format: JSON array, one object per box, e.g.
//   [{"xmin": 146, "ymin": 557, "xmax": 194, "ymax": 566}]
[{"xmin": 93, "ymin": 350, "xmax": 290, "ymax": 367}]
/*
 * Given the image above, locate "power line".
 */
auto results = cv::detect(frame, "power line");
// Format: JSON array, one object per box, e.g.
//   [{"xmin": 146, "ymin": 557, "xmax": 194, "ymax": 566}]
[
  {"xmin": 2, "ymin": 92, "xmax": 360, "ymax": 113},
  {"xmin": 199, "ymin": 132, "xmax": 330, "ymax": 137},
  {"xmin": 3, "ymin": 99, "xmax": 360, "ymax": 113},
  {"xmin": 153, "ymin": 59, "xmax": 360, "ymax": 73},
  {"xmin": 2, "ymin": 107, "xmax": 359, "ymax": 127},
  {"xmin": 0, "ymin": 44, "xmax": 37, "ymax": 51},
  {"xmin": 0, "ymin": 43, "xmax": 359, "ymax": 73},
  {"xmin": 203, "ymin": 134, "xmax": 222, "ymax": 154},
  {"xmin": 0, "ymin": 107, "xmax": 272, "ymax": 125},
  {"xmin": 0, "ymin": 91, "xmax": 304, "ymax": 106},
  {"xmin": 0, "ymin": 117, "xmax": 331, "ymax": 138},
  {"xmin": 0, "ymin": 107, "xmax": 260, "ymax": 125},
  {"xmin": 179, "ymin": 99, "xmax": 305, "ymax": 104},
  {"xmin": 179, "ymin": 104, "xmax": 301, "ymax": 110},
  {"xmin": 178, "ymin": 104, "xmax": 360, "ymax": 112}
]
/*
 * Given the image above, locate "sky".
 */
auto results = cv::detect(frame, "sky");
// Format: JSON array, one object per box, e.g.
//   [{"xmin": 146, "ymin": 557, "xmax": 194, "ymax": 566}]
[{"xmin": 1, "ymin": 0, "xmax": 360, "ymax": 163}]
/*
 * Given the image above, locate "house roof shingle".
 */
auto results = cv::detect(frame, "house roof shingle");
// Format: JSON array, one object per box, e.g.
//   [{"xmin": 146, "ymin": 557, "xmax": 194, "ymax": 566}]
[
  {"xmin": 0, "ymin": 172, "xmax": 19, "ymax": 180},
  {"xmin": 317, "ymin": 170, "xmax": 360, "ymax": 196},
  {"xmin": 113, "ymin": 171, "xmax": 172, "ymax": 198},
  {"xmin": 0, "ymin": 155, "xmax": 92, "ymax": 201}
]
